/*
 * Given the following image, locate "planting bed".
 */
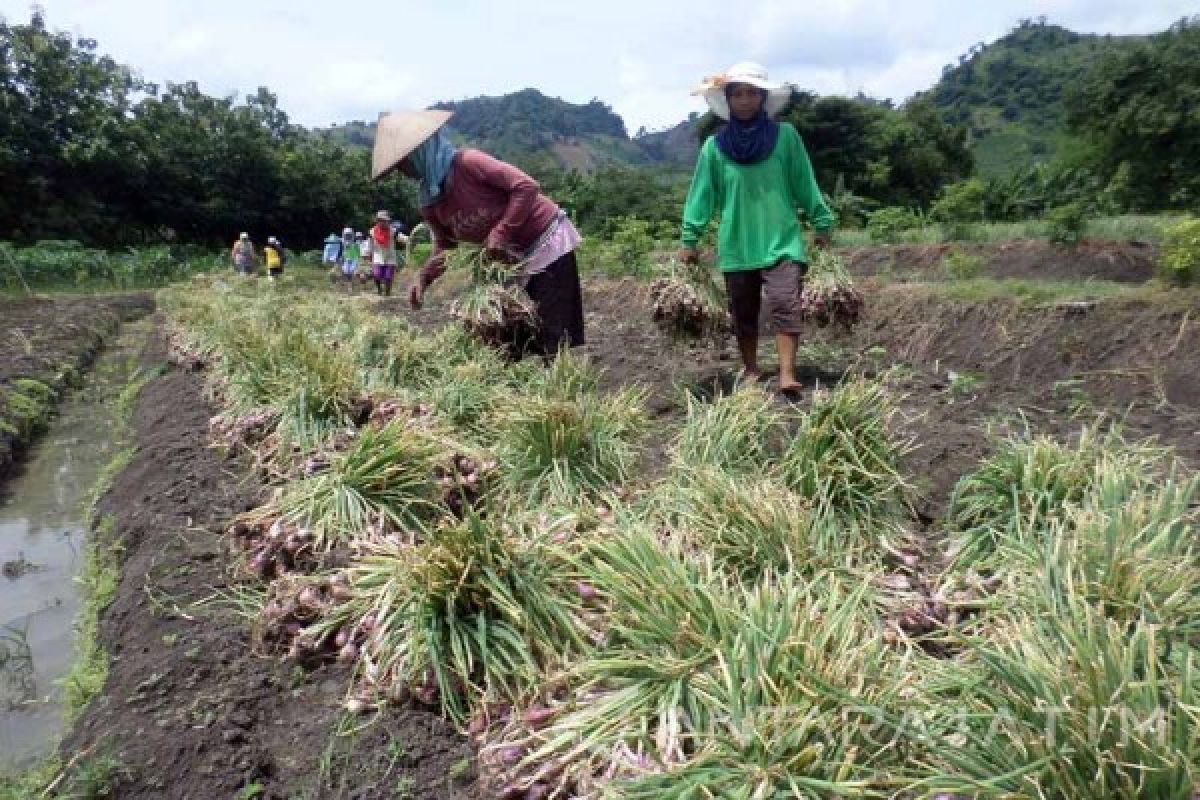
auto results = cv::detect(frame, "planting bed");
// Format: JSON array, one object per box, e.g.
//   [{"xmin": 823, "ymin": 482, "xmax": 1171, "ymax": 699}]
[
  {"xmin": 841, "ymin": 239, "xmax": 1158, "ymax": 283},
  {"xmin": 0, "ymin": 294, "xmax": 152, "ymax": 478},
  {"xmin": 55, "ymin": 327, "xmax": 478, "ymax": 800},
  {"xmin": 10, "ymin": 242, "xmax": 1200, "ymax": 798}
]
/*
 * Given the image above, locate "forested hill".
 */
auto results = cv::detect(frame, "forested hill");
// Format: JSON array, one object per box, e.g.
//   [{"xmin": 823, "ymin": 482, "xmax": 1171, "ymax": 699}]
[
  {"xmin": 919, "ymin": 19, "xmax": 1147, "ymax": 175},
  {"xmin": 323, "ymin": 20, "xmax": 1162, "ymax": 177},
  {"xmin": 326, "ymin": 88, "xmax": 660, "ymax": 172}
]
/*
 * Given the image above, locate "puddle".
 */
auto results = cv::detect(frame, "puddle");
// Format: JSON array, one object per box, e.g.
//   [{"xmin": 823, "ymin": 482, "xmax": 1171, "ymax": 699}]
[{"xmin": 0, "ymin": 321, "xmax": 149, "ymax": 770}]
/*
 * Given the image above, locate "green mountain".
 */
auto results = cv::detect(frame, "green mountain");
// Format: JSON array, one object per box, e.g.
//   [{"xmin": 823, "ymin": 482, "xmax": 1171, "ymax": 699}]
[
  {"xmin": 321, "ymin": 19, "xmax": 1171, "ymax": 179},
  {"xmin": 324, "ymin": 88, "xmax": 665, "ymax": 172},
  {"xmin": 920, "ymin": 18, "xmax": 1147, "ymax": 176}
]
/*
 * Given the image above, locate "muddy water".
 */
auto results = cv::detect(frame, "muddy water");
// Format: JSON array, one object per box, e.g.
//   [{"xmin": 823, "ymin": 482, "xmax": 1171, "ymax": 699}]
[{"xmin": 0, "ymin": 322, "xmax": 148, "ymax": 769}]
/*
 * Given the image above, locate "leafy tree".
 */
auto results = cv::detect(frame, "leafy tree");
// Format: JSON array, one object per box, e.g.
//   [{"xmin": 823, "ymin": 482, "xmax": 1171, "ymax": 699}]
[
  {"xmin": 1065, "ymin": 16, "xmax": 1200, "ymax": 210},
  {"xmin": 0, "ymin": 11, "xmax": 146, "ymax": 243},
  {"xmin": 0, "ymin": 11, "xmax": 415, "ymax": 247}
]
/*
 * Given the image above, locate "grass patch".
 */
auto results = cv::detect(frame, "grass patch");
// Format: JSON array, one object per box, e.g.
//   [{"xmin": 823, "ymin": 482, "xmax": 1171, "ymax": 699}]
[
  {"xmin": 834, "ymin": 214, "xmax": 1171, "ymax": 247},
  {"xmin": 0, "ymin": 383, "xmax": 54, "ymax": 439},
  {"xmin": 1, "ymin": 748, "xmax": 127, "ymax": 800},
  {"xmin": 0, "ymin": 758, "xmax": 61, "ymax": 800},
  {"xmin": 934, "ymin": 277, "xmax": 1132, "ymax": 304},
  {"xmin": 116, "ymin": 364, "xmax": 168, "ymax": 418},
  {"xmin": 85, "ymin": 446, "xmax": 136, "ymax": 517},
  {"xmin": 62, "ymin": 514, "xmax": 123, "ymax": 716}
]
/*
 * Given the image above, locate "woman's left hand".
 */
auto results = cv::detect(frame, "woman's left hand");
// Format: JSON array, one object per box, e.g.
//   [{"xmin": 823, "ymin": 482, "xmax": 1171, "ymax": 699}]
[
  {"xmin": 483, "ymin": 231, "xmax": 519, "ymax": 264},
  {"xmin": 484, "ymin": 245, "xmax": 517, "ymax": 264}
]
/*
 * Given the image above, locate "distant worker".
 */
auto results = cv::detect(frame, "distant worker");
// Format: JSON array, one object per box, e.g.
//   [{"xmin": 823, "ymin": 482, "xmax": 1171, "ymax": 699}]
[
  {"xmin": 338, "ymin": 227, "xmax": 358, "ymax": 290},
  {"xmin": 322, "ymin": 233, "xmax": 343, "ymax": 266},
  {"xmin": 680, "ymin": 62, "xmax": 834, "ymax": 399},
  {"xmin": 395, "ymin": 224, "xmax": 410, "ymax": 270},
  {"xmin": 370, "ymin": 211, "xmax": 398, "ymax": 296},
  {"xmin": 230, "ymin": 232, "xmax": 257, "ymax": 275},
  {"xmin": 264, "ymin": 236, "xmax": 287, "ymax": 281},
  {"xmin": 358, "ymin": 230, "xmax": 373, "ymax": 285}
]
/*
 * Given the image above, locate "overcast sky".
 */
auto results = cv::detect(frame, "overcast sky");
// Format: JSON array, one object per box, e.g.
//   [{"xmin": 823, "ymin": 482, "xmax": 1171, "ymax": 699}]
[{"xmin": 5, "ymin": 1, "xmax": 1196, "ymax": 133}]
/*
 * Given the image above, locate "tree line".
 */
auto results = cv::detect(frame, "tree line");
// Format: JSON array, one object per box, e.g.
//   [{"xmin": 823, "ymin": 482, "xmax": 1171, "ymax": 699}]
[
  {"xmin": 0, "ymin": 11, "xmax": 416, "ymax": 247},
  {"xmin": 2, "ymin": 11, "xmax": 1196, "ymax": 249}
]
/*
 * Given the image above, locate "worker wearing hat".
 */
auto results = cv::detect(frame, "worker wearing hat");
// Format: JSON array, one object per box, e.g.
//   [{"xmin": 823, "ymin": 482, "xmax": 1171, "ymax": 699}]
[
  {"xmin": 371, "ymin": 110, "xmax": 584, "ymax": 357},
  {"xmin": 264, "ymin": 236, "xmax": 286, "ymax": 281},
  {"xmin": 679, "ymin": 62, "xmax": 835, "ymax": 400},
  {"xmin": 230, "ymin": 232, "xmax": 257, "ymax": 275},
  {"xmin": 370, "ymin": 210, "xmax": 398, "ymax": 296},
  {"xmin": 338, "ymin": 226, "xmax": 359, "ymax": 290}
]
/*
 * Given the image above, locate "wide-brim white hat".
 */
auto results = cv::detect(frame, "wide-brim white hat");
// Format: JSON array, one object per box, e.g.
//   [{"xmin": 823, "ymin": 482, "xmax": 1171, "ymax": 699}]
[
  {"xmin": 371, "ymin": 109, "xmax": 455, "ymax": 180},
  {"xmin": 693, "ymin": 62, "xmax": 793, "ymax": 120}
]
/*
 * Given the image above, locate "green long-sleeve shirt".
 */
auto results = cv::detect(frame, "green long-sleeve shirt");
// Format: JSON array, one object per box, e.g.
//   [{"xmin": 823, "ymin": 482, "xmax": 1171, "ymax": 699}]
[{"xmin": 681, "ymin": 122, "xmax": 834, "ymax": 272}]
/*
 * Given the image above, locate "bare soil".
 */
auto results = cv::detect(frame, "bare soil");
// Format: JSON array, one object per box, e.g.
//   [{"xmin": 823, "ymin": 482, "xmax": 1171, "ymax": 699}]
[{"xmin": 841, "ymin": 239, "xmax": 1158, "ymax": 284}]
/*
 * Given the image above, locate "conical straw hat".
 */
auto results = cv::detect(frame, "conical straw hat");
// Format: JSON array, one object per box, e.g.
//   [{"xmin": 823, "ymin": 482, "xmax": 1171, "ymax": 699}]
[{"xmin": 371, "ymin": 109, "xmax": 455, "ymax": 180}]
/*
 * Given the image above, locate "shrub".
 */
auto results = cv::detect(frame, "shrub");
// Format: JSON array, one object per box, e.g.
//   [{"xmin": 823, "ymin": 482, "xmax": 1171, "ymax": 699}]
[
  {"xmin": 1158, "ymin": 216, "xmax": 1200, "ymax": 286},
  {"xmin": 1045, "ymin": 202, "xmax": 1087, "ymax": 246},
  {"xmin": 930, "ymin": 178, "xmax": 987, "ymax": 224},
  {"xmin": 607, "ymin": 216, "xmax": 658, "ymax": 276},
  {"xmin": 867, "ymin": 207, "xmax": 923, "ymax": 244},
  {"xmin": 941, "ymin": 248, "xmax": 984, "ymax": 280}
]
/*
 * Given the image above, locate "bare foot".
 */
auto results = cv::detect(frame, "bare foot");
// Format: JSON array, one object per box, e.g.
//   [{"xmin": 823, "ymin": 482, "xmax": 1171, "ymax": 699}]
[{"xmin": 779, "ymin": 382, "xmax": 804, "ymax": 400}]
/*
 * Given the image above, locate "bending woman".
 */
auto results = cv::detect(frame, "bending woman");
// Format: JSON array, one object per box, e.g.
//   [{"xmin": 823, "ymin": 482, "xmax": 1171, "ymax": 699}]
[{"xmin": 372, "ymin": 110, "xmax": 585, "ymax": 356}]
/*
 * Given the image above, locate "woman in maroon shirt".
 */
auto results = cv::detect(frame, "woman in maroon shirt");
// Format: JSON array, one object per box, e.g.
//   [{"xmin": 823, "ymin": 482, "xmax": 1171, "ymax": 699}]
[{"xmin": 371, "ymin": 110, "xmax": 585, "ymax": 356}]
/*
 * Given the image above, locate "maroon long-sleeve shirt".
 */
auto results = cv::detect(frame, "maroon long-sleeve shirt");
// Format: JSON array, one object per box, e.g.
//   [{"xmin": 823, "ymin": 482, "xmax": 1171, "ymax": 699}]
[{"xmin": 419, "ymin": 149, "xmax": 560, "ymax": 282}]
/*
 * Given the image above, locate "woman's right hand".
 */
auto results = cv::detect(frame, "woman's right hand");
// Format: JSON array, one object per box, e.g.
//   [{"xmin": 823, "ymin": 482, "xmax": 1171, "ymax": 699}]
[
  {"xmin": 409, "ymin": 281, "xmax": 424, "ymax": 310},
  {"xmin": 678, "ymin": 247, "xmax": 700, "ymax": 265}
]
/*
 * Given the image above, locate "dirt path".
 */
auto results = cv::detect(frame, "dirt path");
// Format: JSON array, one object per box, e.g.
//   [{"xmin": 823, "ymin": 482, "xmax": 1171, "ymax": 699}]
[{"xmin": 59, "ymin": 322, "xmax": 478, "ymax": 800}]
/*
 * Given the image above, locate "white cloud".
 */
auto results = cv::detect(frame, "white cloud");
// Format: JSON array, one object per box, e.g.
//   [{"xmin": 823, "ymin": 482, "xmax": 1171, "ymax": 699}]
[{"xmin": 7, "ymin": 0, "xmax": 1197, "ymax": 132}]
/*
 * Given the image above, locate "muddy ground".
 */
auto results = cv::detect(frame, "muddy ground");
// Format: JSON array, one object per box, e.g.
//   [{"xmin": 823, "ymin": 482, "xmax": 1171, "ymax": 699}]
[
  {"xmin": 5, "ymin": 239, "xmax": 1198, "ymax": 798},
  {"xmin": 0, "ymin": 293, "xmax": 153, "ymax": 479}
]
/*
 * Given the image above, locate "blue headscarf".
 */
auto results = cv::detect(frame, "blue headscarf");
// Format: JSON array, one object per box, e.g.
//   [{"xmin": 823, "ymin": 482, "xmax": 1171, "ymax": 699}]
[
  {"xmin": 409, "ymin": 127, "xmax": 459, "ymax": 207},
  {"xmin": 715, "ymin": 86, "xmax": 780, "ymax": 165}
]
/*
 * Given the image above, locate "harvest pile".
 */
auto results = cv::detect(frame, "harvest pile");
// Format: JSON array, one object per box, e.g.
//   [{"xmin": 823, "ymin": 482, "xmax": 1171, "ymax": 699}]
[
  {"xmin": 162, "ymin": 277, "xmax": 1200, "ymax": 799},
  {"xmin": 800, "ymin": 248, "xmax": 866, "ymax": 328},
  {"xmin": 445, "ymin": 245, "xmax": 541, "ymax": 358},
  {"xmin": 648, "ymin": 259, "xmax": 730, "ymax": 343}
]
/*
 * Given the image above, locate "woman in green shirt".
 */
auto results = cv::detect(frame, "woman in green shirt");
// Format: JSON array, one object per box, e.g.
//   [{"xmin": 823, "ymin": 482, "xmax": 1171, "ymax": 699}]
[{"xmin": 679, "ymin": 62, "xmax": 834, "ymax": 398}]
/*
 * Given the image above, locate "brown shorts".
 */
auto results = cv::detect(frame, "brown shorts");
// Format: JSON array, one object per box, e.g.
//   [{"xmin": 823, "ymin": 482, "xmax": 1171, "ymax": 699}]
[{"xmin": 723, "ymin": 260, "xmax": 807, "ymax": 338}]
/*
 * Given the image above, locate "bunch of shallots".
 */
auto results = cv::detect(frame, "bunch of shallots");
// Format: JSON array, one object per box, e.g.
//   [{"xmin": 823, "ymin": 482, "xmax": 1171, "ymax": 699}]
[{"xmin": 649, "ymin": 260, "xmax": 730, "ymax": 343}]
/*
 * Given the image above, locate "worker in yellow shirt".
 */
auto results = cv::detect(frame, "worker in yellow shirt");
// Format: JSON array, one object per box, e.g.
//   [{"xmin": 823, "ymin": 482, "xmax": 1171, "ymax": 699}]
[{"xmin": 264, "ymin": 236, "xmax": 287, "ymax": 281}]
